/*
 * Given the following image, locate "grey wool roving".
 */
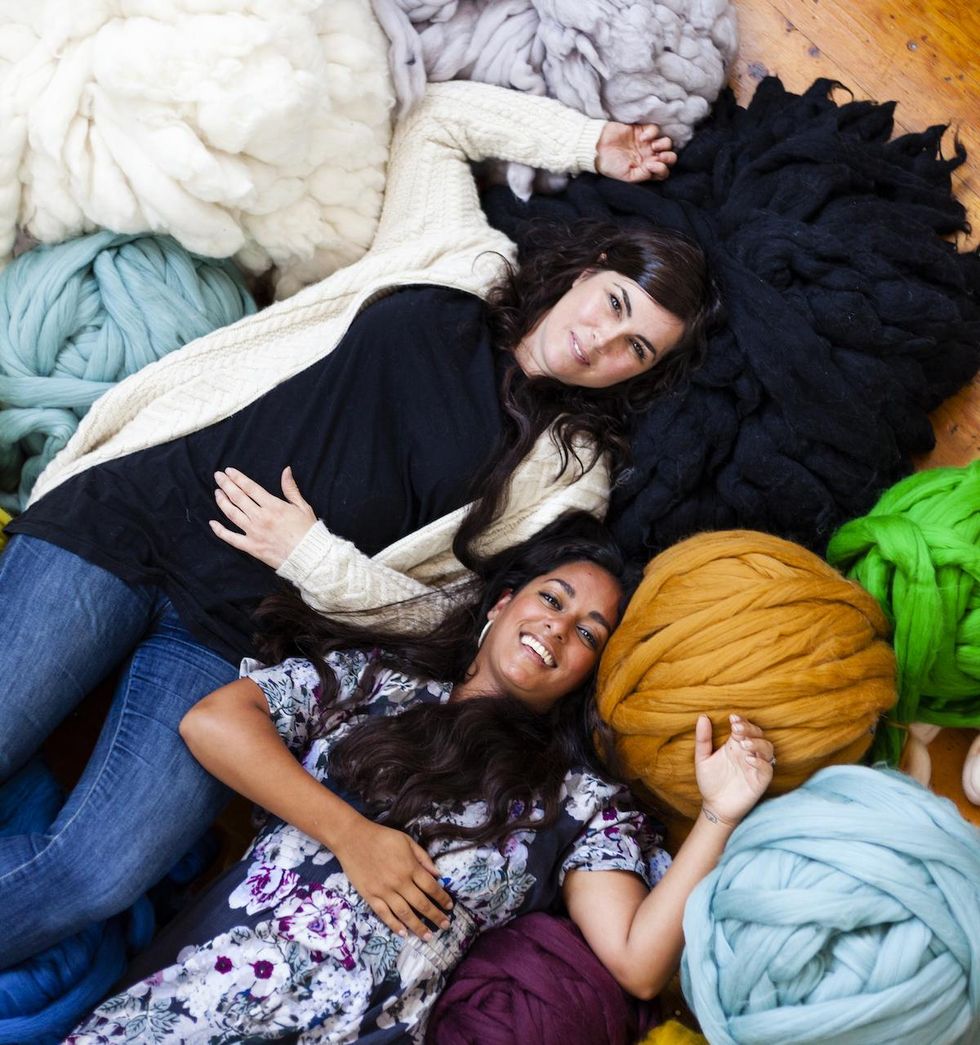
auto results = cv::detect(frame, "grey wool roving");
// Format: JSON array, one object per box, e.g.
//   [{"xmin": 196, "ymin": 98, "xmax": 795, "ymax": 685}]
[{"xmin": 370, "ymin": 0, "xmax": 737, "ymax": 196}]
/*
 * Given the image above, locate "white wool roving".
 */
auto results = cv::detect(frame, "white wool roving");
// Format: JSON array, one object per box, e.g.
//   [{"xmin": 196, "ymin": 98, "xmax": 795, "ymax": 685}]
[
  {"xmin": 370, "ymin": 0, "xmax": 736, "ymax": 196},
  {"xmin": 0, "ymin": 0, "xmax": 395, "ymax": 297}
]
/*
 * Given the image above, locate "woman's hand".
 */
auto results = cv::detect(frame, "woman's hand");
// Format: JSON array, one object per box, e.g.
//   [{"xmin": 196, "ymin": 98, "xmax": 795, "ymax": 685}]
[
  {"xmin": 695, "ymin": 714, "xmax": 774, "ymax": 826},
  {"xmin": 596, "ymin": 122, "xmax": 677, "ymax": 183},
  {"xmin": 210, "ymin": 466, "xmax": 316, "ymax": 569},
  {"xmin": 334, "ymin": 819, "xmax": 454, "ymax": 941}
]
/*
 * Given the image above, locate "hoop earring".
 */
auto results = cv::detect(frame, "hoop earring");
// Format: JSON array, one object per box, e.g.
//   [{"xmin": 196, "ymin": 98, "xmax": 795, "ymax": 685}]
[{"xmin": 477, "ymin": 620, "xmax": 492, "ymax": 648}]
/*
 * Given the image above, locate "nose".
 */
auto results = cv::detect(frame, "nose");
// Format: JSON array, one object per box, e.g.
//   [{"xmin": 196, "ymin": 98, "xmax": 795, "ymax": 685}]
[
  {"xmin": 543, "ymin": 616, "xmax": 569, "ymax": 643},
  {"xmin": 592, "ymin": 324, "xmax": 613, "ymax": 355}
]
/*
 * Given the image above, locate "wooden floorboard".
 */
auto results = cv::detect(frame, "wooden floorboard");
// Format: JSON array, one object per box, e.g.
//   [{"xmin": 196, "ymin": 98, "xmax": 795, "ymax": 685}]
[{"xmin": 731, "ymin": 0, "xmax": 980, "ymax": 824}]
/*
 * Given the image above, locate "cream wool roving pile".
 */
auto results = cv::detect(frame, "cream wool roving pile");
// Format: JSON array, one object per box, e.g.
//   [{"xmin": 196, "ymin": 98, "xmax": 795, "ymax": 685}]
[{"xmin": 0, "ymin": 0, "xmax": 395, "ymax": 298}]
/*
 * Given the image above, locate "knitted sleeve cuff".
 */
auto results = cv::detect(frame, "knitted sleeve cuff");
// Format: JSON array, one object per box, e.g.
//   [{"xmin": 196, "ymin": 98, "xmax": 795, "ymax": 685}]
[
  {"xmin": 276, "ymin": 519, "xmax": 433, "ymax": 614},
  {"xmin": 276, "ymin": 519, "xmax": 338, "ymax": 589}
]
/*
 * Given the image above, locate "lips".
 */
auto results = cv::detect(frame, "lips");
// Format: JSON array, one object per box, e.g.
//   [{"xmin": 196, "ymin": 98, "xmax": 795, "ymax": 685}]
[
  {"xmin": 520, "ymin": 633, "xmax": 556, "ymax": 667},
  {"xmin": 570, "ymin": 331, "xmax": 589, "ymax": 366}
]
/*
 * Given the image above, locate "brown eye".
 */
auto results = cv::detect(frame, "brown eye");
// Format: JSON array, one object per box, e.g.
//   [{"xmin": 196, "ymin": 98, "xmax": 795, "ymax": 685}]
[{"xmin": 577, "ymin": 625, "xmax": 598, "ymax": 649}]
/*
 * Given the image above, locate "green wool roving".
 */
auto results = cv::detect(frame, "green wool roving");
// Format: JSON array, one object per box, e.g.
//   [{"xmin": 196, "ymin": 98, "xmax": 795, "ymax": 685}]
[
  {"xmin": 0, "ymin": 231, "xmax": 255, "ymax": 511},
  {"xmin": 826, "ymin": 461, "xmax": 980, "ymax": 764}
]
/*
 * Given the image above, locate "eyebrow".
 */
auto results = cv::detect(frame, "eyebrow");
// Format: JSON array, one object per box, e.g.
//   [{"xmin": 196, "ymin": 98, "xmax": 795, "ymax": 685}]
[
  {"xmin": 548, "ymin": 577, "xmax": 614, "ymax": 633},
  {"xmin": 615, "ymin": 283, "xmax": 657, "ymax": 360}
]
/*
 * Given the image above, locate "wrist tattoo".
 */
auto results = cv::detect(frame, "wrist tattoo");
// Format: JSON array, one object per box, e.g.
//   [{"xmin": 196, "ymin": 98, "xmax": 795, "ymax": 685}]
[{"xmin": 701, "ymin": 805, "xmax": 736, "ymax": 827}]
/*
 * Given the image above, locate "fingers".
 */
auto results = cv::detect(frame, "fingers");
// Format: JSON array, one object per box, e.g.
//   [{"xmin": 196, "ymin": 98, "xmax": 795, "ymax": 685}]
[
  {"xmin": 217, "ymin": 467, "xmax": 273, "ymax": 508},
  {"xmin": 208, "ymin": 518, "xmax": 250, "ymax": 550},
  {"xmin": 371, "ymin": 881, "xmax": 452, "ymax": 941},
  {"xmin": 729, "ymin": 715, "xmax": 775, "ymax": 771},
  {"xmin": 280, "ymin": 465, "xmax": 311, "ymax": 510},
  {"xmin": 372, "ymin": 897, "xmax": 430, "ymax": 940},
  {"xmin": 693, "ymin": 713, "xmax": 714, "ymax": 765},
  {"xmin": 213, "ymin": 487, "xmax": 251, "ymax": 532}
]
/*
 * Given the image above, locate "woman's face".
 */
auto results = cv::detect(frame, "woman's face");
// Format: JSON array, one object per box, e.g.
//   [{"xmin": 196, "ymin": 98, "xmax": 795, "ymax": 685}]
[
  {"xmin": 514, "ymin": 268, "xmax": 686, "ymax": 388},
  {"xmin": 460, "ymin": 560, "xmax": 622, "ymax": 713}
]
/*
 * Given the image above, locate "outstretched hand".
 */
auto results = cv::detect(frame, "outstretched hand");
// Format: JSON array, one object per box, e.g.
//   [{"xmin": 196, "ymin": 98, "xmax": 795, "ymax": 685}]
[
  {"xmin": 335, "ymin": 819, "xmax": 454, "ymax": 941},
  {"xmin": 596, "ymin": 121, "xmax": 677, "ymax": 183},
  {"xmin": 695, "ymin": 714, "xmax": 774, "ymax": 826},
  {"xmin": 210, "ymin": 465, "xmax": 316, "ymax": 569}
]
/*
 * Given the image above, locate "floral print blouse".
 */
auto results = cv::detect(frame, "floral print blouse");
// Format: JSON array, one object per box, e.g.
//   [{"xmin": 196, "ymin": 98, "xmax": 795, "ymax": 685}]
[{"xmin": 69, "ymin": 650, "xmax": 670, "ymax": 1044}]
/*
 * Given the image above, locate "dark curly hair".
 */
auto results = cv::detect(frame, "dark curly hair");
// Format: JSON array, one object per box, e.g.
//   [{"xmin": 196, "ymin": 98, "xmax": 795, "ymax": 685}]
[
  {"xmin": 256, "ymin": 512, "xmax": 632, "ymax": 849},
  {"xmin": 455, "ymin": 218, "xmax": 721, "ymax": 561}
]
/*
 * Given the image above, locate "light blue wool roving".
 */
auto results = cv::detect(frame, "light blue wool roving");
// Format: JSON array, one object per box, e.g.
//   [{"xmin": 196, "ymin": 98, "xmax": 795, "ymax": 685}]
[
  {"xmin": 0, "ymin": 231, "xmax": 256, "ymax": 511},
  {"xmin": 681, "ymin": 765, "xmax": 980, "ymax": 1045}
]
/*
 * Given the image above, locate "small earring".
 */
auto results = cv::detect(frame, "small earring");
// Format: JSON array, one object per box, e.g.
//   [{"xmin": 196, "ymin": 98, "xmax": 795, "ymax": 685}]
[{"xmin": 477, "ymin": 620, "xmax": 493, "ymax": 648}]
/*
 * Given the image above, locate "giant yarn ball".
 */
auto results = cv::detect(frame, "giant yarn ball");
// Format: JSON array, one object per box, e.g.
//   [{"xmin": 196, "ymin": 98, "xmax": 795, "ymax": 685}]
[
  {"xmin": 0, "ymin": 231, "xmax": 255, "ymax": 511},
  {"xmin": 425, "ymin": 913, "xmax": 653, "ymax": 1045},
  {"xmin": 597, "ymin": 531, "xmax": 897, "ymax": 818},
  {"xmin": 827, "ymin": 461, "xmax": 980, "ymax": 765},
  {"xmin": 681, "ymin": 765, "xmax": 980, "ymax": 1044}
]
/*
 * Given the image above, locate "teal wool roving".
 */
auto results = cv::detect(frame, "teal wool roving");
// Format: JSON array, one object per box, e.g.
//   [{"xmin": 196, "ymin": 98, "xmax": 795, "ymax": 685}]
[
  {"xmin": 682, "ymin": 766, "xmax": 980, "ymax": 1045},
  {"xmin": 0, "ymin": 231, "xmax": 255, "ymax": 510}
]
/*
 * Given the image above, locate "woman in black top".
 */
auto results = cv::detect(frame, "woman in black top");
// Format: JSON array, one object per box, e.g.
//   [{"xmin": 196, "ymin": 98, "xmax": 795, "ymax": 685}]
[{"xmin": 0, "ymin": 84, "xmax": 718, "ymax": 972}]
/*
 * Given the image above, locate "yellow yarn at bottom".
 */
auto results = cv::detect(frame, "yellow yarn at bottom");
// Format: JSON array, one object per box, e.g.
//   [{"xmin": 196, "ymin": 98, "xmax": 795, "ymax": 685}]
[
  {"xmin": 0, "ymin": 508, "xmax": 11, "ymax": 552},
  {"xmin": 638, "ymin": 1019, "xmax": 707, "ymax": 1044},
  {"xmin": 598, "ymin": 531, "xmax": 897, "ymax": 818}
]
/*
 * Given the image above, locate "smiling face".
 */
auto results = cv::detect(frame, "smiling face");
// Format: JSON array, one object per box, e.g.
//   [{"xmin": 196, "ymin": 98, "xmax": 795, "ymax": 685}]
[
  {"xmin": 457, "ymin": 560, "xmax": 623, "ymax": 713},
  {"xmin": 514, "ymin": 268, "xmax": 687, "ymax": 388}
]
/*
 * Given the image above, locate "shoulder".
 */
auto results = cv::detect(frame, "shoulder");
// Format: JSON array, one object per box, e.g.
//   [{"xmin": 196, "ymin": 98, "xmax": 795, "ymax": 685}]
[{"xmin": 356, "ymin": 285, "xmax": 488, "ymax": 336}]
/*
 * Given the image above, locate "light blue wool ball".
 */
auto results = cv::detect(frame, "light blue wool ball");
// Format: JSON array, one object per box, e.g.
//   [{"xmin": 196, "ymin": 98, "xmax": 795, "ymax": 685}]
[
  {"xmin": 682, "ymin": 765, "xmax": 980, "ymax": 1045},
  {"xmin": 0, "ymin": 231, "xmax": 256, "ymax": 511}
]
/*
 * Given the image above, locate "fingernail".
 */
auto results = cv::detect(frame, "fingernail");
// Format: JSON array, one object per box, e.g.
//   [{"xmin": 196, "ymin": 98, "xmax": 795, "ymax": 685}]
[
  {"xmin": 440, "ymin": 920, "xmax": 451, "ymax": 930},
  {"xmin": 423, "ymin": 931, "xmax": 433, "ymax": 941},
  {"xmin": 732, "ymin": 721, "xmax": 745, "ymax": 733}
]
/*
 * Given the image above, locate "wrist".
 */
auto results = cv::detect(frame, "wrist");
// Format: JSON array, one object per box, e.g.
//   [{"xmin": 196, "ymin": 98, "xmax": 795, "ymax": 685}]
[
  {"xmin": 700, "ymin": 804, "xmax": 740, "ymax": 829},
  {"xmin": 316, "ymin": 802, "xmax": 368, "ymax": 855}
]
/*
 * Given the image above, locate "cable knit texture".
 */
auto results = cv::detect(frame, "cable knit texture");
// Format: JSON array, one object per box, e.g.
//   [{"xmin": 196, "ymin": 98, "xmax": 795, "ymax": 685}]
[
  {"xmin": 29, "ymin": 82, "xmax": 611, "ymax": 619},
  {"xmin": 0, "ymin": 0, "xmax": 395, "ymax": 299}
]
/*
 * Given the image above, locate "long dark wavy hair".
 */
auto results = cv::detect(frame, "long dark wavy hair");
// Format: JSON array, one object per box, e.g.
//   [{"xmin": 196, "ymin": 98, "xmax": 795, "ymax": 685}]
[
  {"xmin": 256, "ymin": 512, "xmax": 631, "ymax": 850},
  {"xmin": 456, "ymin": 217, "xmax": 721, "ymax": 561}
]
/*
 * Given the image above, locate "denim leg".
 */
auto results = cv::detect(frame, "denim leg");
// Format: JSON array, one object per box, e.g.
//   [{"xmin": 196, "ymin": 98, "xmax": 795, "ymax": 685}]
[
  {"xmin": 0, "ymin": 535, "xmax": 160, "ymax": 781},
  {"xmin": 0, "ymin": 577, "xmax": 239, "ymax": 965}
]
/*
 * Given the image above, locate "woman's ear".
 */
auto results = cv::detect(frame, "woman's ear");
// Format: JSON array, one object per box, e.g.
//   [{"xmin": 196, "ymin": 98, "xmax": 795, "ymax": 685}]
[{"xmin": 487, "ymin": 589, "xmax": 513, "ymax": 621}]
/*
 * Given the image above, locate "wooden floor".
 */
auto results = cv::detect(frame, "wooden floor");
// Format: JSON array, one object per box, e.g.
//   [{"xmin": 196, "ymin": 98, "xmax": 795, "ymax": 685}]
[{"xmin": 731, "ymin": 0, "xmax": 980, "ymax": 824}]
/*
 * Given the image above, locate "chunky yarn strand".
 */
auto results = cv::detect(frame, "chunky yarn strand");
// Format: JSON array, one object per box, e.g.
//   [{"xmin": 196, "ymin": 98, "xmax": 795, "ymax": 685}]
[
  {"xmin": 482, "ymin": 77, "xmax": 980, "ymax": 563},
  {"xmin": 0, "ymin": 232, "xmax": 255, "ymax": 510},
  {"xmin": 597, "ymin": 531, "xmax": 897, "ymax": 818},
  {"xmin": 827, "ymin": 461, "xmax": 980, "ymax": 764},
  {"xmin": 681, "ymin": 766, "xmax": 980, "ymax": 1044}
]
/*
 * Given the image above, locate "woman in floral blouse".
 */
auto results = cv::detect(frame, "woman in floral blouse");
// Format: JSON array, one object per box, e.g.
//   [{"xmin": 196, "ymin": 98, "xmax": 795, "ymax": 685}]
[{"xmin": 69, "ymin": 515, "xmax": 774, "ymax": 1043}]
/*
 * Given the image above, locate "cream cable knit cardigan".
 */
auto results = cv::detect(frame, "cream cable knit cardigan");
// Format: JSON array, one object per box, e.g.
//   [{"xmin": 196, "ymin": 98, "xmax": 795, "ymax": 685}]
[{"xmin": 29, "ymin": 81, "xmax": 612, "ymax": 618}]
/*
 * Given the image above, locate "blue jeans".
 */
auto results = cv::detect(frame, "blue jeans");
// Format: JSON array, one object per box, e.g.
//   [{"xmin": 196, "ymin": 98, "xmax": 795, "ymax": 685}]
[{"xmin": 0, "ymin": 535, "xmax": 239, "ymax": 966}]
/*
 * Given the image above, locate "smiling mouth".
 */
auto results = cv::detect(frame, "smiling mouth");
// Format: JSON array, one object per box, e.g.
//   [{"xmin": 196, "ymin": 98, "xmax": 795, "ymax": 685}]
[
  {"xmin": 521, "ymin": 634, "xmax": 556, "ymax": 667},
  {"xmin": 570, "ymin": 332, "xmax": 589, "ymax": 366}
]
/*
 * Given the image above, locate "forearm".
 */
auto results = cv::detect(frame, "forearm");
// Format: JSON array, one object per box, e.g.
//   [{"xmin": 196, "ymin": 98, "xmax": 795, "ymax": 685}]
[
  {"xmin": 277, "ymin": 520, "xmax": 456, "ymax": 623},
  {"xmin": 372, "ymin": 81, "xmax": 605, "ymax": 252},
  {"xmin": 565, "ymin": 809, "xmax": 735, "ymax": 1000},
  {"xmin": 619, "ymin": 812, "xmax": 734, "ymax": 997},
  {"xmin": 179, "ymin": 680, "xmax": 363, "ymax": 851}
]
